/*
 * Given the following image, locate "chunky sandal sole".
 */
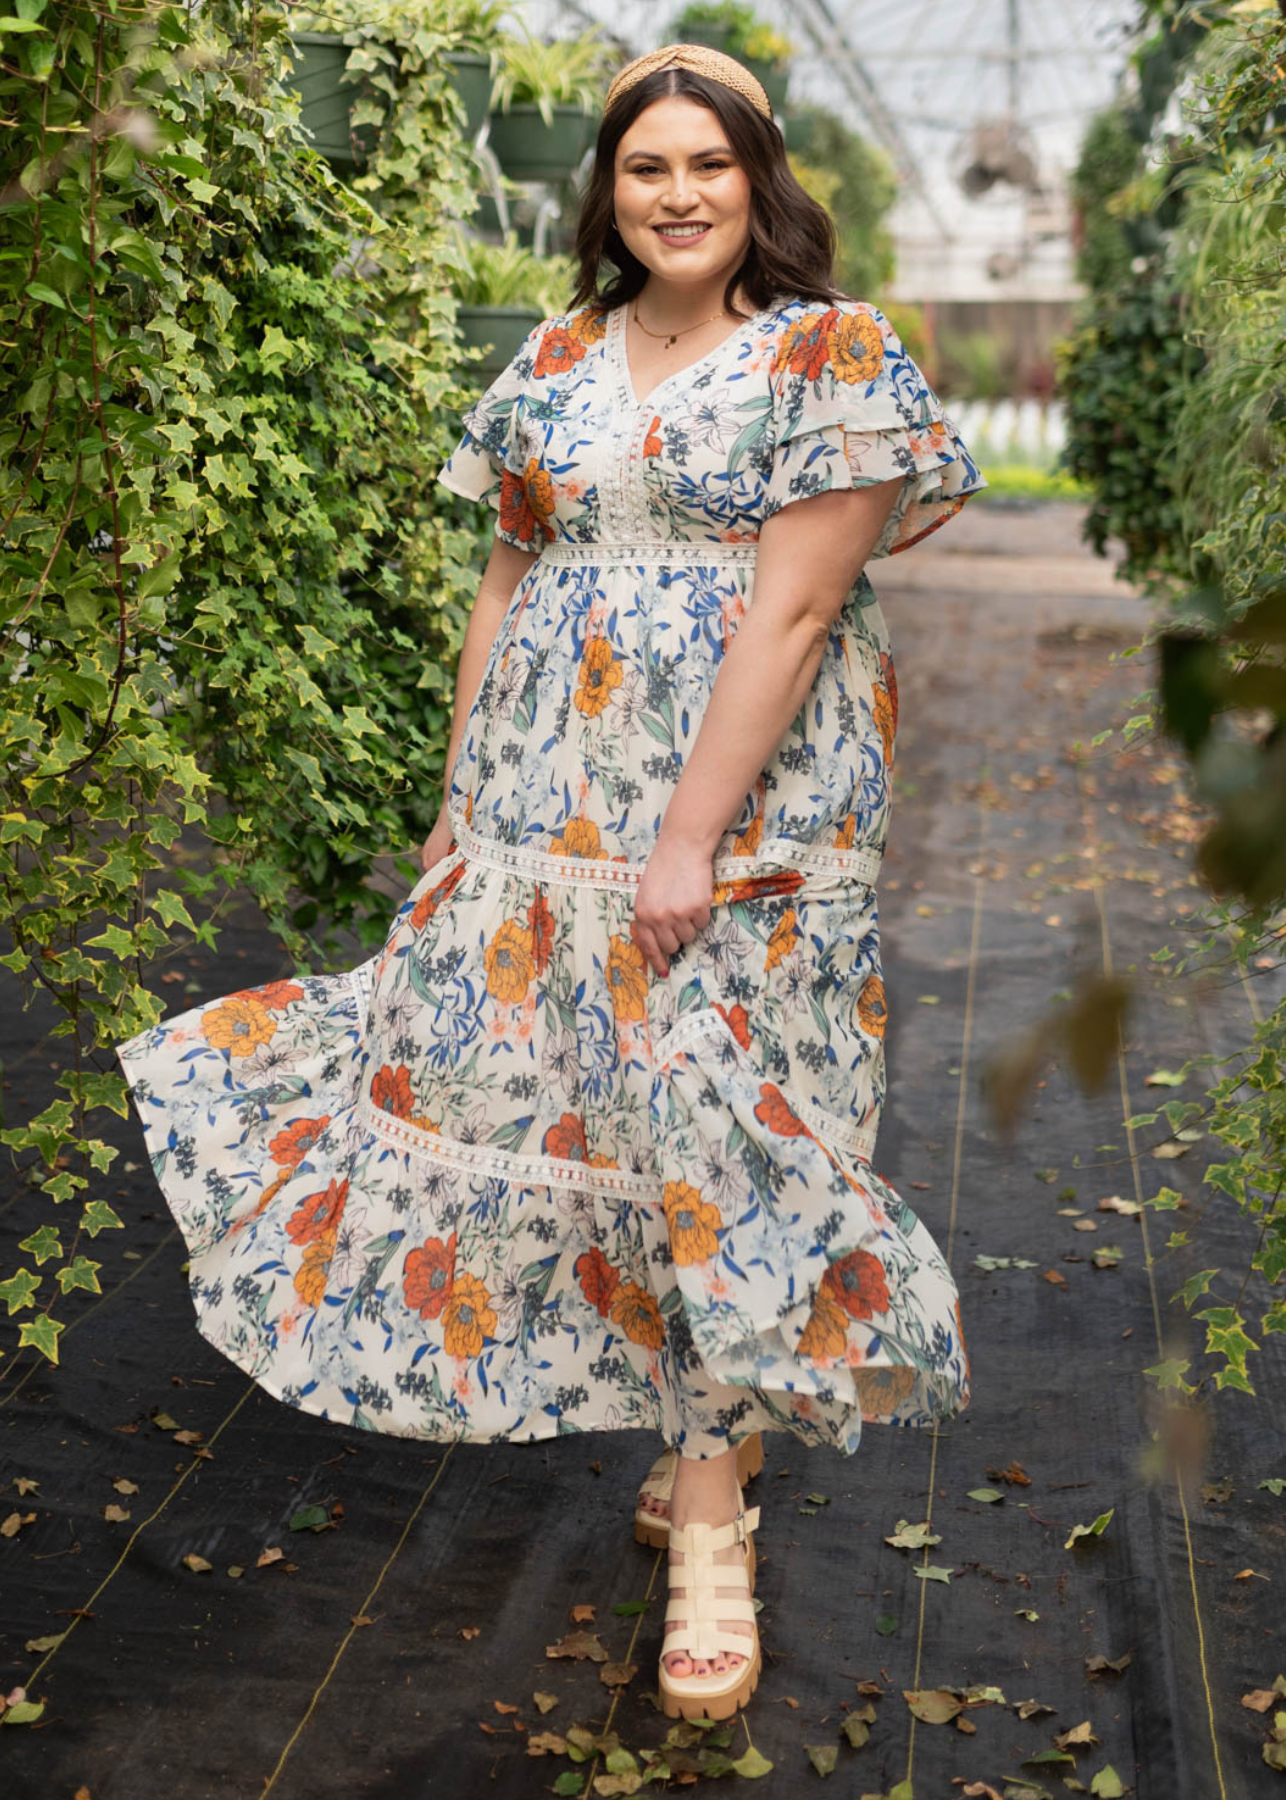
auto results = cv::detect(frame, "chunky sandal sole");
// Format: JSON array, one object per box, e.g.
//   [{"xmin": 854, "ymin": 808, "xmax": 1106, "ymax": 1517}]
[
  {"xmin": 658, "ymin": 1503, "xmax": 761, "ymax": 1721},
  {"xmin": 633, "ymin": 1431, "xmax": 765, "ymax": 1550}
]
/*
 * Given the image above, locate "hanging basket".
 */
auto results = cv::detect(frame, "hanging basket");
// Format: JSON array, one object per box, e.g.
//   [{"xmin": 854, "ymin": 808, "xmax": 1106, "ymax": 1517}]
[
  {"xmin": 284, "ymin": 31, "xmax": 381, "ymax": 167},
  {"xmin": 487, "ymin": 105, "xmax": 592, "ymax": 184},
  {"xmin": 455, "ymin": 305, "xmax": 545, "ymax": 379},
  {"xmin": 445, "ymin": 51, "xmax": 493, "ymax": 141}
]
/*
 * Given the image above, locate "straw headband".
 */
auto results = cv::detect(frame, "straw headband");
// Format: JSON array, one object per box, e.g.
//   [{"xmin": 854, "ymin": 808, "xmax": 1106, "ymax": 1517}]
[{"xmin": 603, "ymin": 42, "xmax": 773, "ymax": 121}]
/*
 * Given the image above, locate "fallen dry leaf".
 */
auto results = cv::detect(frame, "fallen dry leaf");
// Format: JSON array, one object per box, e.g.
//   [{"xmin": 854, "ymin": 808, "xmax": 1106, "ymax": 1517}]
[
  {"xmin": 351, "ymin": 1614, "xmax": 375, "ymax": 1628},
  {"xmin": 1233, "ymin": 1568, "xmax": 1270, "ymax": 1581},
  {"xmin": 103, "ymin": 1504, "xmax": 130, "ymax": 1524},
  {"xmin": 532, "ymin": 1691, "xmax": 559, "ymax": 1713},
  {"xmin": 459, "ymin": 1625, "xmax": 482, "ymax": 1640},
  {"xmin": 494, "ymin": 1700, "xmax": 519, "ymax": 1715},
  {"xmin": 112, "ymin": 1478, "xmax": 139, "ymax": 1495},
  {"xmin": 1, "ymin": 1512, "xmax": 36, "ymax": 1537},
  {"xmin": 181, "ymin": 1553, "xmax": 212, "ymax": 1573},
  {"xmin": 569, "ymin": 1602, "xmax": 596, "ymax": 1624},
  {"xmin": 599, "ymin": 1661, "xmax": 638, "ymax": 1688},
  {"xmin": 987, "ymin": 1462, "xmax": 1031, "ymax": 1486},
  {"xmin": 1043, "ymin": 1269, "xmax": 1069, "ymax": 1288},
  {"xmin": 953, "ymin": 1714, "xmax": 977, "ymax": 1733},
  {"xmin": 545, "ymin": 1630, "xmax": 607, "ymax": 1663},
  {"xmin": 526, "ymin": 1730, "xmax": 568, "ymax": 1756},
  {"xmin": 1097, "ymin": 1195, "xmax": 1142, "ymax": 1215},
  {"xmin": 1055, "ymin": 1720, "xmax": 1099, "ymax": 1749},
  {"xmin": 256, "ymin": 1547, "xmax": 285, "ymax": 1568},
  {"xmin": 783, "ymin": 1695, "xmax": 800, "ymax": 1709},
  {"xmin": 1085, "ymin": 1651, "xmax": 1132, "ymax": 1678},
  {"xmin": 14, "ymin": 1478, "xmax": 38, "ymax": 1497},
  {"xmin": 1242, "ymin": 1680, "xmax": 1286, "ymax": 1712}
]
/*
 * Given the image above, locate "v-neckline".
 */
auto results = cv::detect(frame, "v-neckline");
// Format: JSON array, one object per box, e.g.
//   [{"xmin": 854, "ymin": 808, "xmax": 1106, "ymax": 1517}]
[{"xmin": 609, "ymin": 299, "xmax": 771, "ymax": 413}]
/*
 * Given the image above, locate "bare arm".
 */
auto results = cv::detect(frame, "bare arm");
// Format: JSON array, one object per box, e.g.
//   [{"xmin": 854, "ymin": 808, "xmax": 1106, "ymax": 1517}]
[
  {"xmin": 631, "ymin": 477, "xmax": 904, "ymax": 974},
  {"xmin": 420, "ymin": 535, "xmax": 538, "ymax": 871}
]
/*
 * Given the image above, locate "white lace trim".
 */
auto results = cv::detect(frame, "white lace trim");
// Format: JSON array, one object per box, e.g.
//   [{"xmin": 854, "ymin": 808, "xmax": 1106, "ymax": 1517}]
[
  {"xmin": 540, "ymin": 541, "xmax": 759, "ymax": 566},
  {"xmin": 357, "ymin": 1067, "xmax": 875, "ymax": 1198},
  {"xmin": 448, "ymin": 811, "xmax": 883, "ymax": 892}
]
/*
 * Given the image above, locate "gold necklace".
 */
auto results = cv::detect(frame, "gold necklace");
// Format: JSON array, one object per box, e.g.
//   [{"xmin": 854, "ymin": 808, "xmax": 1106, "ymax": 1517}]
[{"xmin": 632, "ymin": 299, "xmax": 733, "ymax": 348}]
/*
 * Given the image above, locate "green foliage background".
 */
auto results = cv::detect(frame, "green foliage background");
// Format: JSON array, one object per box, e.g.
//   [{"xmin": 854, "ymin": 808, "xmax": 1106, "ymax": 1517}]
[
  {"xmin": 1056, "ymin": 0, "xmax": 1286, "ymax": 1399},
  {"xmin": 0, "ymin": 0, "xmax": 493, "ymax": 1360}
]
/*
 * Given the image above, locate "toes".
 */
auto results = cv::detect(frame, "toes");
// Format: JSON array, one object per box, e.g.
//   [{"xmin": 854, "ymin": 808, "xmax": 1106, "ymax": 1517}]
[{"xmin": 665, "ymin": 1651, "xmax": 693, "ymax": 1677}]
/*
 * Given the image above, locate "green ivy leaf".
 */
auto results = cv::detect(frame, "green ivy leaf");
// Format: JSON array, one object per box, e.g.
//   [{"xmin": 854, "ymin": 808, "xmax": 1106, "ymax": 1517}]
[
  {"xmin": 0, "ymin": 1268, "xmax": 41, "ymax": 1314},
  {"xmin": 81, "ymin": 1200, "xmax": 125, "ymax": 1237},
  {"xmin": 18, "ymin": 1314, "xmax": 65, "ymax": 1363},
  {"xmin": 55, "ymin": 1256, "xmax": 102, "ymax": 1295},
  {"xmin": 18, "ymin": 1226, "xmax": 62, "ymax": 1266}
]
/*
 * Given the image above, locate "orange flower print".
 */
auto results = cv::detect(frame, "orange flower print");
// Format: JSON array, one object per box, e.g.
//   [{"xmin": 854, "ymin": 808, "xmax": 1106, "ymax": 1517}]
[
  {"xmin": 286, "ymin": 1177, "xmax": 348, "ymax": 1246},
  {"xmin": 772, "ymin": 307, "xmax": 841, "ymax": 381},
  {"xmin": 402, "ymin": 1231, "xmax": 456, "ymax": 1321},
  {"xmin": 754, "ymin": 1082, "xmax": 812, "ymax": 1139},
  {"xmin": 732, "ymin": 814, "xmax": 763, "ymax": 857},
  {"xmin": 872, "ymin": 683, "xmax": 895, "ymax": 765},
  {"xmin": 713, "ymin": 1001, "xmax": 751, "ymax": 1050},
  {"xmin": 498, "ymin": 466, "xmax": 535, "ymax": 544},
  {"xmin": 609, "ymin": 1280, "xmax": 665, "ymax": 1351},
  {"xmin": 527, "ymin": 887, "xmax": 555, "ymax": 975},
  {"xmin": 409, "ymin": 859, "xmax": 465, "ymax": 932},
  {"xmin": 765, "ymin": 908, "xmax": 798, "ymax": 971},
  {"xmin": 574, "ymin": 636, "xmax": 623, "ymax": 718},
  {"xmin": 857, "ymin": 974, "xmax": 888, "ymax": 1039},
  {"xmin": 663, "ymin": 1180, "xmax": 723, "ymax": 1266},
  {"xmin": 523, "ymin": 460, "xmax": 556, "ymax": 539},
  {"xmin": 643, "ymin": 414, "xmax": 663, "ymax": 457},
  {"xmin": 879, "ymin": 647, "xmax": 898, "ymax": 735},
  {"xmin": 202, "ymin": 996, "xmax": 276, "ymax": 1058},
  {"xmin": 544, "ymin": 1112, "xmax": 588, "ymax": 1161},
  {"xmin": 237, "ymin": 980, "xmax": 304, "ymax": 1011},
  {"xmin": 294, "ymin": 1236, "xmax": 334, "ymax": 1308},
  {"xmin": 371, "ymin": 1063, "xmax": 415, "ymax": 1119},
  {"xmin": 484, "ymin": 916, "xmax": 535, "ymax": 1004},
  {"xmin": 827, "ymin": 309, "xmax": 884, "ymax": 385},
  {"xmin": 833, "ymin": 813, "xmax": 856, "ymax": 850},
  {"xmin": 857, "ymin": 1363, "xmax": 919, "ymax": 1412},
  {"xmin": 569, "ymin": 305, "xmax": 609, "ymax": 347},
  {"xmin": 797, "ymin": 1288, "xmax": 848, "ymax": 1360},
  {"xmin": 575, "ymin": 1246, "xmax": 621, "ymax": 1317},
  {"xmin": 606, "ymin": 933, "xmax": 648, "ymax": 1023},
  {"xmin": 534, "ymin": 325, "xmax": 585, "ymax": 379},
  {"xmin": 549, "ymin": 816, "xmax": 608, "ymax": 860},
  {"xmin": 268, "ymin": 1115, "xmax": 332, "ymax": 1168},
  {"xmin": 821, "ymin": 1247, "xmax": 891, "ymax": 1320},
  {"xmin": 442, "ymin": 1270, "xmax": 496, "ymax": 1359}
]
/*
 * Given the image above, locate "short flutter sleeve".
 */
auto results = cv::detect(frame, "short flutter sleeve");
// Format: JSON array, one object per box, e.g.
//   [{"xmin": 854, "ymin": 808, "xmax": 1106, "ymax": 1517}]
[
  {"xmin": 435, "ymin": 317, "xmax": 550, "ymax": 553},
  {"xmin": 764, "ymin": 302, "xmax": 987, "ymax": 557}
]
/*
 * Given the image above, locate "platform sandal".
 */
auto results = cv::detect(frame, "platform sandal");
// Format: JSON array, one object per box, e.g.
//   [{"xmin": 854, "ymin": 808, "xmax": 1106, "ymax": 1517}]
[
  {"xmin": 633, "ymin": 1430, "xmax": 764, "ymax": 1551},
  {"xmin": 658, "ymin": 1501, "xmax": 762, "ymax": 1722}
]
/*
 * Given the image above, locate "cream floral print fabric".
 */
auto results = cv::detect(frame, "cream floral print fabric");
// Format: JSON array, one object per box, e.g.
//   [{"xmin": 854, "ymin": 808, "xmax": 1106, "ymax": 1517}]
[{"xmin": 119, "ymin": 295, "xmax": 984, "ymax": 1456}]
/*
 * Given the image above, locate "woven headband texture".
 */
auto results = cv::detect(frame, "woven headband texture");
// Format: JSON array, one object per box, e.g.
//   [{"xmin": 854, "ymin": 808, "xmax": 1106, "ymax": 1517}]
[{"xmin": 603, "ymin": 42, "xmax": 773, "ymax": 120}]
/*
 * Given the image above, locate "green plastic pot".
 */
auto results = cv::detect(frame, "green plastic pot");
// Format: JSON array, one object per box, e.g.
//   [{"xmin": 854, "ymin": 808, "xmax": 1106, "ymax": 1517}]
[
  {"xmin": 487, "ymin": 105, "xmax": 593, "ymax": 183},
  {"xmin": 284, "ymin": 31, "xmax": 380, "ymax": 167},
  {"xmin": 455, "ymin": 305, "xmax": 545, "ymax": 378},
  {"xmin": 446, "ymin": 51, "xmax": 493, "ymax": 140}
]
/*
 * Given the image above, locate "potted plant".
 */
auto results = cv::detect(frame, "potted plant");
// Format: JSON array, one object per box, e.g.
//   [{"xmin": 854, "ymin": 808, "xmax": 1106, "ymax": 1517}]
[
  {"xmin": 741, "ymin": 22, "xmax": 793, "ymax": 114},
  {"xmin": 671, "ymin": 2, "xmax": 758, "ymax": 56},
  {"xmin": 444, "ymin": 0, "xmax": 509, "ymax": 140},
  {"xmin": 449, "ymin": 231, "xmax": 573, "ymax": 376},
  {"xmin": 283, "ymin": 30, "xmax": 384, "ymax": 166},
  {"xmin": 487, "ymin": 25, "xmax": 610, "ymax": 182}
]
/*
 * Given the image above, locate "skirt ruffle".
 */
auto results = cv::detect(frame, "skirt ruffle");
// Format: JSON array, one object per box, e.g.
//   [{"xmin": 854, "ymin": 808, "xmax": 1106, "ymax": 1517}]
[{"xmin": 117, "ymin": 848, "xmax": 970, "ymax": 1451}]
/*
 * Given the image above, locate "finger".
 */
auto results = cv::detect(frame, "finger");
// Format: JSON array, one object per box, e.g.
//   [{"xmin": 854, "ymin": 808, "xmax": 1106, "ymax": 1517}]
[{"xmin": 633, "ymin": 922, "xmax": 669, "ymax": 979}]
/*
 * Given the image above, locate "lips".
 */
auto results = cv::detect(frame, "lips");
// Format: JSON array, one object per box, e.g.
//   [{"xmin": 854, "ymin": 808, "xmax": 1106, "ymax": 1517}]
[{"xmin": 653, "ymin": 223, "xmax": 711, "ymax": 243}]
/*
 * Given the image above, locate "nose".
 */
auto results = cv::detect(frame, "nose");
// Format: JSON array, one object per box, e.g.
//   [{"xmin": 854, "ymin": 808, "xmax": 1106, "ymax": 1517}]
[{"xmin": 661, "ymin": 176, "xmax": 698, "ymax": 212}]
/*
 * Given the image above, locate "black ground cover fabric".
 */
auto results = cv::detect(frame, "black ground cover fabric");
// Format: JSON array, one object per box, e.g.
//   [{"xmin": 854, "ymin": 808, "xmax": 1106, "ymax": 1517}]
[{"xmin": 2, "ymin": 502, "xmax": 1283, "ymax": 1799}]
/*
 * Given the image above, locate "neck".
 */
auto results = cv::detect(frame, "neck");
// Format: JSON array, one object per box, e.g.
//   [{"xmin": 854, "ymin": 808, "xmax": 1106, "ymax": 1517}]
[{"xmin": 635, "ymin": 272, "xmax": 746, "ymax": 327}]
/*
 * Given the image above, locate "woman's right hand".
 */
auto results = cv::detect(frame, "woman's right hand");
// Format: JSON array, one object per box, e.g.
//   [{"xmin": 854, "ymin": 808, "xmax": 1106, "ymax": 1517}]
[{"xmin": 419, "ymin": 806, "xmax": 457, "ymax": 875}]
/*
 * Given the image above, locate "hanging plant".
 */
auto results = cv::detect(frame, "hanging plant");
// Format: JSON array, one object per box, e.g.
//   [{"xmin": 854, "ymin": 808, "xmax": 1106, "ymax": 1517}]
[{"xmin": 487, "ymin": 24, "xmax": 612, "ymax": 182}]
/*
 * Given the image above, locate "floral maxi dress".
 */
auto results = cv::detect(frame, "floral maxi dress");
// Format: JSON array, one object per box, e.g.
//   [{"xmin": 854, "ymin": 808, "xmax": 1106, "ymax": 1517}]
[{"xmin": 118, "ymin": 295, "xmax": 985, "ymax": 1457}]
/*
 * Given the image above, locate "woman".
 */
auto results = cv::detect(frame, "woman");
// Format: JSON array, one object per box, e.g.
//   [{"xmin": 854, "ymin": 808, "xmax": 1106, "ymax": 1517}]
[{"xmin": 118, "ymin": 42, "xmax": 982, "ymax": 1722}]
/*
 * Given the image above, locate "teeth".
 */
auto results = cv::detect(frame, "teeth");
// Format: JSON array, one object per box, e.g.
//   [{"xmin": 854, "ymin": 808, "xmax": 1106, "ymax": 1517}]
[{"xmin": 657, "ymin": 224, "xmax": 708, "ymax": 237}]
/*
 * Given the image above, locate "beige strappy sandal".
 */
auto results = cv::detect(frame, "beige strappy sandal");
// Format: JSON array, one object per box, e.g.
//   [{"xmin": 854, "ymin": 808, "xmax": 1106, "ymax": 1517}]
[
  {"xmin": 658, "ymin": 1501, "xmax": 762, "ymax": 1721},
  {"xmin": 634, "ymin": 1431, "xmax": 764, "ymax": 1551}
]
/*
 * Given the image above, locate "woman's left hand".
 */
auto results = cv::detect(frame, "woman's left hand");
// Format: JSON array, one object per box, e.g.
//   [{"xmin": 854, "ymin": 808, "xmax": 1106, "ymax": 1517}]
[{"xmin": 632, "ymin": 832, "xmax": 715, "ymax": 978}]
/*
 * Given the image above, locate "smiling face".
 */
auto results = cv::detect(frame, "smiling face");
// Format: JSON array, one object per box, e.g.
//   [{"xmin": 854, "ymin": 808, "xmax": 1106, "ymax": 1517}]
[{"xmin": 613, "ymin": 96, "xmax": 753, "ymax": 299}]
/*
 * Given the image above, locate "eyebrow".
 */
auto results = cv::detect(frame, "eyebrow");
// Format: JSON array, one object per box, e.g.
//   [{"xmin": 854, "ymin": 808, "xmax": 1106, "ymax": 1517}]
[{"xmin": 621, "ymin": 146, "xmax": 733, "ymax": 163}]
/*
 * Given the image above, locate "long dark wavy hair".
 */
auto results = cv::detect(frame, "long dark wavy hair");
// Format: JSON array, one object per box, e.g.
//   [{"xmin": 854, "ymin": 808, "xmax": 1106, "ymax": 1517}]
[{"xmin": 569, "ymin": 66, "xmax": 848, "ymax": 319}]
